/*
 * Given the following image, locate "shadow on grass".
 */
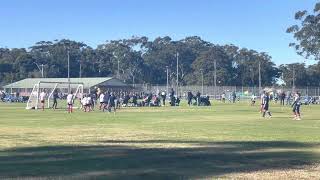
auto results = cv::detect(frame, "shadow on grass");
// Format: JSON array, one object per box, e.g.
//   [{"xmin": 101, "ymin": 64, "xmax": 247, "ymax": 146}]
[{"xmin": 0, "ymin": 141, "xmax": 319, "ymax": 179}]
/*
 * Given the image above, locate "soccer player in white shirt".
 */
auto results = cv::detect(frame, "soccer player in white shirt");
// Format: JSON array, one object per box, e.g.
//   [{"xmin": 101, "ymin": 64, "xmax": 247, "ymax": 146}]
[
  {"xmin": 86, "ymin": 96, "xmax": 92, "ymax": 112},
  {"xmin": 39, "ymin": 90, "xmax": 46, "ymax": 111},
  {"xmin": 251, "ymin": 94, "xmax": 256, "ymax": 106},
  {"xmin": 67, "ymin": 91, "xmax": 74, "ymax": 113},
  {"xmin": 99, "ymin": 92, "xmax": 105, "ymax": 110},
  {"xmin": 81, "ymin": 96, "xmax": 87, "ymax": 112}
]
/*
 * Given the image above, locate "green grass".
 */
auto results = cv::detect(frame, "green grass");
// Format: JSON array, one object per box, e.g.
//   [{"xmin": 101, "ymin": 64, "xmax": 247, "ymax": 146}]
[{"xmin": 0, "ymin": 101, "xmax": 320, "ymax": 179}]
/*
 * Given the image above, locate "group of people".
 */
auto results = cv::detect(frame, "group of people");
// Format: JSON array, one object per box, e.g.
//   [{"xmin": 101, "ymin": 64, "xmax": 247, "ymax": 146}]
[
  {"xmin": 114, "ymin": 88, "xmax": 181, "ymax": 107},
  {"xmin": 36, "ymin": 87, "xmax": 181, "ymax": 113},
  {"xmin": 0, "ymin": 91, "xmax": 26, "ymax": 103},
  {"xmin": 71, "ymin": 91, "xmax": 117, "ymax": 113},
  {"xmin": 259, "ymin": 90, "xmax": 302, "ymax": 120},
  {"xmin": 36, "ymin": 89, "xmax": 118, "ymax": 113},
  {"xmin": 186, "ymin": 91, "xmax": 211, "ymax": 106},
  {"xmin": 220, "ymin": 91, "xmax": 239, "ymax": 103},
  {"xmin": 1, "ymin": 86, "xmax": 315, "ymax": 121},
  {"xmin": 124, "ymin": 88, "xmax": 181, "ymax": 107},
  {"xmin": 261, "ymin": 91, "xmax": 319, "ymax": 106},
  {"xmin": 96, "ymin": 91, "xmax": 117, "ymax": 112},
  {"xmin": 217, "ymin": 89, "xmax": 305, "ymax": 120}
]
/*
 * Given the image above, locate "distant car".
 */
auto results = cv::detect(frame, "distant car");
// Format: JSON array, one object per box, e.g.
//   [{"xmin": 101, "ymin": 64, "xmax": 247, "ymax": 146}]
[
  {"xmin": 3, "ymin": 95, "xmax": 26, "ymax": 103},
  {"xmin": 303, "ymin": 96, "xmax": 313, "ymax": 105}
]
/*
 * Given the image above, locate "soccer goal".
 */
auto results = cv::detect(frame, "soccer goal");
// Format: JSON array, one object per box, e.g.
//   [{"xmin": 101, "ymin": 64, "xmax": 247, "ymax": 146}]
[{"xmin": 26, "ymin": 81, "xmax": 84, "ymax": 110}]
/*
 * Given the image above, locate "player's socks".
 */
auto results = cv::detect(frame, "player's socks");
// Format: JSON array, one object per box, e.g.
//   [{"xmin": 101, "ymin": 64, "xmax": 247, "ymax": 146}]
[
  {"xmin": 292, "ymin": 113, "xmax": 295, "ymax": 119},
  {"xmin": 268, "ymin": 112, "xmax": 272, "ymax": 117},
  {"xmin": 297, "ymin": 113, "xmax": 301, "ymax": 120}
]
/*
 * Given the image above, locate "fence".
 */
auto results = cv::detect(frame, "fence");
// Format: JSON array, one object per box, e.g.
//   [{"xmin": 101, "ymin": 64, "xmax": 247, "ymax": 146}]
[{"xmin": 134, "ymin": 84, "xmax": 320, "ymax": 99}]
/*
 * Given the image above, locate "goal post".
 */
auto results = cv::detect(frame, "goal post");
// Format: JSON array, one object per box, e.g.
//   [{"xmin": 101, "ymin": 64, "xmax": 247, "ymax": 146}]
[
  {"xmin": 26, "ymin": 82, "xmax": 40, "ymax": 110},
  {"xmin": 47, "ymin": 83, "xmax": 84, "ymax": 109},
  {"xmin": 26, "ymin": 81, "xmax": 84, "ymax": 110}
]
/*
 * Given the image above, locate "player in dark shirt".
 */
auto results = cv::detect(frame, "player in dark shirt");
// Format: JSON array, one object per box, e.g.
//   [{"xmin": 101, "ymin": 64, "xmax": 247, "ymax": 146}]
[
  {"xmin": 232, "ymin": 91, "xmax": 237, "ymax": 103},
  {"xmin": 107, "ymin": 92, "xmax": 116, "ymax": 113},
  {"xmin": 262, "ymin": 91, "xmax": 272, "ymax": 118},
  {"xmin": 187, "ymin": 91, "xmax": 193, "ymax": 106},
  {"xmin": 132, "ymin": 93, "xmax": 138, "ymax": 106},
  {"xmin": 52, "ymin": 90, "xmax": 58, "ymax": 109},
  {"xmin": 102, "ymin": 92, "xmax": 110, "ymax": 112},
  {"xmin": 169, "ymin": 88, "xmax": 176, "ymax": 106},
  {"xmin": 160, "ymin": 91, "xmax": 166, "ymax": 106},
  {"xmin": 196, "ymin": 91, "xmax": 201, "ymax": 106},
  {"xmin": 280, "ymin": 92, "xmax": 286, "ymax": 106}
]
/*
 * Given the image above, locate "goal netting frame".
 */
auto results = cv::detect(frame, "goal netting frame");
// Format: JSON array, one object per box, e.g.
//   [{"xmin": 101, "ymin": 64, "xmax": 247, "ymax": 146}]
[{"xmin": 26, "ymin": 81, "xmax": 84, "ymax": 110}]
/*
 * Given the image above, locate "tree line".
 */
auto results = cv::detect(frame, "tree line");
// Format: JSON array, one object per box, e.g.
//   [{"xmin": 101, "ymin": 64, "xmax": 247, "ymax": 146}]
[
  {"xmin": 0, "ymin": 36, "xmax": 319, "ymax": 88},
  {"xmin": 2, "ymin": 2, "xmax": 320, "ymax": 88}
]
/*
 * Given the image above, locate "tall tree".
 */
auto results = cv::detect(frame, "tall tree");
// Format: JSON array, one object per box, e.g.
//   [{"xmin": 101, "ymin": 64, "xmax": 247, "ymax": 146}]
[
  {"xmin": 287, "ymin": 2, "xmax": 320, "ymax": 60},
  {"xmin": 279, "ymin": 63, "xmax": 308, "ymax": 87},
  {"xmin": 190, "ymin": 45, "xmax": 234, "ymax": 86}
]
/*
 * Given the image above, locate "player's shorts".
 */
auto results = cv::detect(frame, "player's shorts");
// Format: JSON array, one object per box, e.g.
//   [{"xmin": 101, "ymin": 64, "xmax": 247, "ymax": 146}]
[
  {"xmin": 68, "ymin": 103, "xmax": 73, "ymax": 106},
  {"xmin": 41, "ymin": 100, "xmax": 45, "ymax": 103},
  {"xmin": 263, "ymin": 105, "xmax": 269, "ymax": 111},
  {"xmin": 100, "ymin": 102, "xmax": 104, "ymax": 104},
  {"xmin": 292, "ymin": 104, "xmax": 300, "ymax": 113}
]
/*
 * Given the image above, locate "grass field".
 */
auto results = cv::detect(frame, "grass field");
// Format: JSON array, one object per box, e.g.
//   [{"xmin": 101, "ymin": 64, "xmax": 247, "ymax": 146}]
[{"xmin": 0, "ymin": 101, "xmax": 320, "ymax": 179}]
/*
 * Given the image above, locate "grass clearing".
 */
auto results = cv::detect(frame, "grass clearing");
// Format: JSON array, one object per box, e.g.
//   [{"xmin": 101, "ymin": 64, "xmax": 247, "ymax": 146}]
[{"xmin": 0, "ymin": 101, "xmax": 320, "ymax": 179}]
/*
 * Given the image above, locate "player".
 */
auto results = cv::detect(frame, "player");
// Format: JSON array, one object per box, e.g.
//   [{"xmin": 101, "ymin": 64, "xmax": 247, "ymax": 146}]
[
  {"xmin": 39, "ymin": 90, "xmax": 46, "ymax": 111},
  {"xmin": 79, "ymin": 95, "xmax": 84, "ymax": 110},
  {"xmin": 187, "ymin": 91, "xmax": 193, "ymax": 106},
  {"xmin": 81, "ymin": 95, "xmax": 88, "ymax": 112},
  {"xmin": 292, "ymin": 92, "xmax": 302, "ymax": 120},
  {"xmin": 221, "ymin": 92, "xmax": 226, "ymax": 103},
  {"xmin": 67, "ymin": 91, "xmax": 74, "ymax": 113},
  {"xmin": 87, "ymin": 95, "xmax": 92, "ymax": 112},
  {"xmin": 161, "ymin": 91, "xmax": 167, "ymax": 106},
  {"xmin": 251, "ymin": 94, "xmax": 256, "ymax": 106},
  {"xmin": 196, "ymin": 91, "xmax": 201, "ymax": 106},
  {"xmin": 262, "ymin": 91, "xmax": 272, "ymax": 118},
  {"xmin": 82, "ymin": 95, "xmax": 88, "ymax": 112},
  {"xmin": 280, "ymin": 91, "xmax": 286, "ymax": 106},
  {"xmin": 102, "ymin": 91, "xmax": 110, "ymax": 111},
  {"xmin": 52, "ymin": 89, "xmax": 58, "ymax": 110},
  {"xmin": 107, "ymin": 92, "xmax": 116, "ymax": 113},
  {"xmin": 99, "ymin": 91, "xmax": 105, "ymax": 110},
  {"xmin": 260, "ymin": 91, "xmax": 266, "ymax": 113}
]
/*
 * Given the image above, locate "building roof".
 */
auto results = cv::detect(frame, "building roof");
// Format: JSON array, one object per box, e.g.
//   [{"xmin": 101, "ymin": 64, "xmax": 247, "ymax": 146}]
[{"xmin": 3, "ymin": 77, "xmax": 128, "ymax": 89}]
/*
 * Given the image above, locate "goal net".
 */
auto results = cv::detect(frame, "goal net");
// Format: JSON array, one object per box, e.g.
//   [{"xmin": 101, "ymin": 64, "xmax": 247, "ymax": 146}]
[
  {"xmin": 26, "ymin": 81, "xmax": 84, "ymax": 110},
  {"xmin": 26, "ymin": 83, "xmax": 40, "ymax": 109}
]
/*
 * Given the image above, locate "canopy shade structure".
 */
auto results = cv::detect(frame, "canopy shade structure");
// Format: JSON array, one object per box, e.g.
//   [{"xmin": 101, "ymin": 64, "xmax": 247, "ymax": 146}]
[
  {"xmin": 3, "ymin": 77, "xmax": 130, "ymax": 96},
  {"xmin": 4, "ymin": 77, "xmax": 128, "ymax": 89}
]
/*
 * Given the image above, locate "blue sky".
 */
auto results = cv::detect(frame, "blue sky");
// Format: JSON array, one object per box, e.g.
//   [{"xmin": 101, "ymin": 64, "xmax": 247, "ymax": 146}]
[{"xmin": 0, "ymin": 0, "xmax": 318, "ymax": 65}]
